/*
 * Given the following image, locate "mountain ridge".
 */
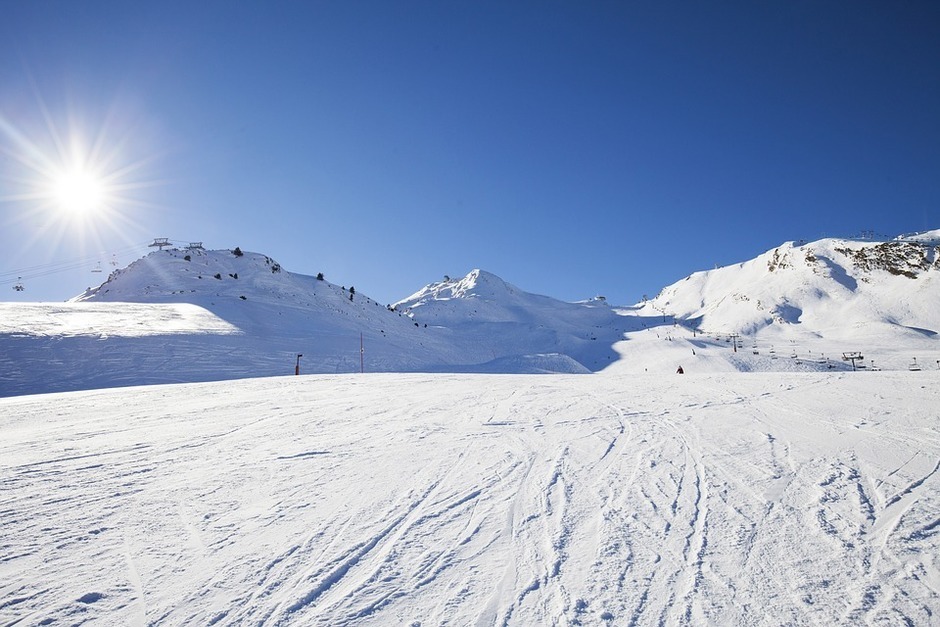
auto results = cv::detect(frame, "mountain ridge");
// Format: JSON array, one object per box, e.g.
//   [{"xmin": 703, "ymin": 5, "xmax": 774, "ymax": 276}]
[
  {"xmin": 641, "ymin": 231, "xmax": 940, "ymax": 340},
  {"xmin": 1, "ymin": 230, "xmax": 938, "ymax": 396}
]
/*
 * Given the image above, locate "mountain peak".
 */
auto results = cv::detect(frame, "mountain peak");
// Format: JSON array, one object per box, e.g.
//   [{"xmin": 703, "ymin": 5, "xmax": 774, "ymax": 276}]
[
  {"xmin": 73, "ymin": 248, "xmax": 291, "ymax": 303},
  {"xmin": 395, "ymin": 269, "xmax": 517, "ymax": 305},
  {"xmin": 643, "ymin": 232, "xmax": 940, "ymax": 338},
  {"xmin": 895, "ymin": 229, "xmax": 940, "ymax": 244},
  {"xmin": 3, "ymin": 229, "xmax": 939, "ymax": 397},
  {"xmin": 70, "ymin": 247, "xmax": 401, "ymax": 331}
]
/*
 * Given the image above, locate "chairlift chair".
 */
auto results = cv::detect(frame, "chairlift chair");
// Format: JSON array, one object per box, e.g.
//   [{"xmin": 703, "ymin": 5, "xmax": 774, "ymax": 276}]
[{"xmin": 13, "ymin": 277, "xmax": 24, "ymax": 291}]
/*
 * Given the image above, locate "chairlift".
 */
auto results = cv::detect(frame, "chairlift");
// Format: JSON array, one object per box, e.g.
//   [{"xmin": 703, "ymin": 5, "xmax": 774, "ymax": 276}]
[
  {"xmin": 909, "ymin": 357, "xmax": 922, "ymax": 372},
  {"xmin": 110, "ymin": 254, "xmax": 118, "ymax": 267},
  {"xmin": 842, "ymin": 352, "xmax": 864, "ymax": 371},
  {"xmin": 13, "ymin": 277, "xmax": 24, "ymax": 291},
  {"xmin": 91, "ymin": 261, "xmax": 103, "ymax": 273}
]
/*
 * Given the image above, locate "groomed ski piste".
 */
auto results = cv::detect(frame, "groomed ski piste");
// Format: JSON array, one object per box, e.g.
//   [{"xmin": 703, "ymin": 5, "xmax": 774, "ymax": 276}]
[
  {"xmin": 1, "ymin": 231, "xmax": 939, "ymax": 625},
  {"xmin": 2, "ymin": 372, "xmax": 938, "ymax": 625}
]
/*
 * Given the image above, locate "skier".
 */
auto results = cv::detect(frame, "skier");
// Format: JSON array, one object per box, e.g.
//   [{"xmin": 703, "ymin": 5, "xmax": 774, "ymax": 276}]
[{"xmin": 676, "ymin": 366, "xmax": 684, "ymax": 374}]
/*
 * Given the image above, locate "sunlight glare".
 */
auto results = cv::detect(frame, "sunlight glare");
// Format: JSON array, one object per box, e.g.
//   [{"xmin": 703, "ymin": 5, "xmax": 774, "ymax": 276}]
[
  {"xmin": 0, "ymin": 99, "xmax": 162, "ymax": 265},
  {"xmin": 53, "ymin": 167, "xmax": 105, "ymax": 215}
]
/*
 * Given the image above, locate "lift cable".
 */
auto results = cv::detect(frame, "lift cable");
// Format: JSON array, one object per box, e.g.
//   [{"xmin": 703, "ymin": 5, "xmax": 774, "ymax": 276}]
[
  {"xmin": 0, "ymin": 242, "xmax": 150, "ymax": 285},
  {"xmin": 2, "ymin": 238, "xmax": 216, "ymax": 287}
]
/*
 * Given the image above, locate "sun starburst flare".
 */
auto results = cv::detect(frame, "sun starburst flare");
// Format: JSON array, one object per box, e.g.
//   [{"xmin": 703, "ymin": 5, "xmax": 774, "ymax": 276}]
[
  {"xmin": 52, "ymin": 165, "xmax": 107, "ymax": 215},
  {"xmin": 0, "ymin": 95, "xmax": 165, "ymax": 266}
]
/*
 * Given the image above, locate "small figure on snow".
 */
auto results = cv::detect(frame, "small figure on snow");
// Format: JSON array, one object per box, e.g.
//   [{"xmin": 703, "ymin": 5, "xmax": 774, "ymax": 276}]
[{"xmin": 676, "ymin": 366, "xmax": 684, "ymax": 374}]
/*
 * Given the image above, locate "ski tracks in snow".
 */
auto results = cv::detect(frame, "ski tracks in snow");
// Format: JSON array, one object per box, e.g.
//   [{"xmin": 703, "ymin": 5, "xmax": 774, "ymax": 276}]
[
  {"xmin": 684, "ymin": 376, "xmax": 940, "ymax": 626},
  {"xmin": 1, "ymin": 373, "xmax": 938, "ymax": 626}
]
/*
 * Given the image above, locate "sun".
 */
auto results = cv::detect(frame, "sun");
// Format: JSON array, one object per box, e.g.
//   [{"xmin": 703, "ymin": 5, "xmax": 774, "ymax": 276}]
[
  {"xmin": 52, "ymin": 167, "xmax": 106, "ymax": 215},
  {"xmin": 0, "ymin": 98, "xmax": 163, "ymax": 266}
]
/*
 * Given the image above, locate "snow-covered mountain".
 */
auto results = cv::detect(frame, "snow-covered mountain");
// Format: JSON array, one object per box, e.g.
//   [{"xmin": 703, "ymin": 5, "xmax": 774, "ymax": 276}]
[
  {"xmin": 641, "ymin": 230, "xmax": 940, "ymax": 338},
  {"xmin": 1, "ymin": 231, "xmax": 938, "ymax": 397},
  {"xmin": 393, "ymin": 269, "xmax": 630, "ymax": 372},
  {"xmin": 2, "ymin": 248, "xmax": 395, "ymax": 396},
  {"xmin": 3, "ymin": 238, "xmax": 940, "ymax": 625},
  {"xmin": 0, "ymin": 249, "xmax": 632, "ymax": 396},
  {"xmin": 395, "ymin": 269, "xmax": 612, "ymax": 326},
  {"xmin": 620, "ymin": 231, "xmax": 940, "ymax": 373}
]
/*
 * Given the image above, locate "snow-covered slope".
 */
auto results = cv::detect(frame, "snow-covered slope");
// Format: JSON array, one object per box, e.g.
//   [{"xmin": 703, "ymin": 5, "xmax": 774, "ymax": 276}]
[
  {"xmin": 3, "ymin": 371, "xmax": 938, "ymax": 625},
  {"xmin": 641, "ymin": 231, "xmax": 940, "ymax": 337},
  {"xmin": 623, "ymin": 231, "xmax": 940, "ymax": 373},
  {"xmin": 0, "ymin": 248, "xmax": 464, "ymax": 396},
  {"xmin": 396, "ymin": 269, "xmax": 612, "ymax": 327},
  {"xmin": 0, "ymin": 251, "xmax": 632, "ymax": 397},
  {"xmin": 1, "ymin": 231, "xmax": 939, "ymax": 398},
  {"xmin": 3, "ymin": 236, "xmax": 940, "ymax": 624},
  {"xmin": 394, "ymin": 269, "xmax": 632, "ymax": 371}
]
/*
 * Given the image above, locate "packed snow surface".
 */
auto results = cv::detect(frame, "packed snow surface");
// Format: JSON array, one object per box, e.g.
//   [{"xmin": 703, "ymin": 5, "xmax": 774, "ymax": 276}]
[
  {"xmin": 2, "ymin": 371, "xmax": 938, "ymax": 625},
  {"xmin": 0, "ymin": 302, "xmax": 240, "ymax": 337}
]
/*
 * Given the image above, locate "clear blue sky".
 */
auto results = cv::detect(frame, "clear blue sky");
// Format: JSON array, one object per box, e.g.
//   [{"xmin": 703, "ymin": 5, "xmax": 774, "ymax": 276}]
[{"xmin": 2, "ymin": 1, "xmax": 938, "ymax": 305}]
